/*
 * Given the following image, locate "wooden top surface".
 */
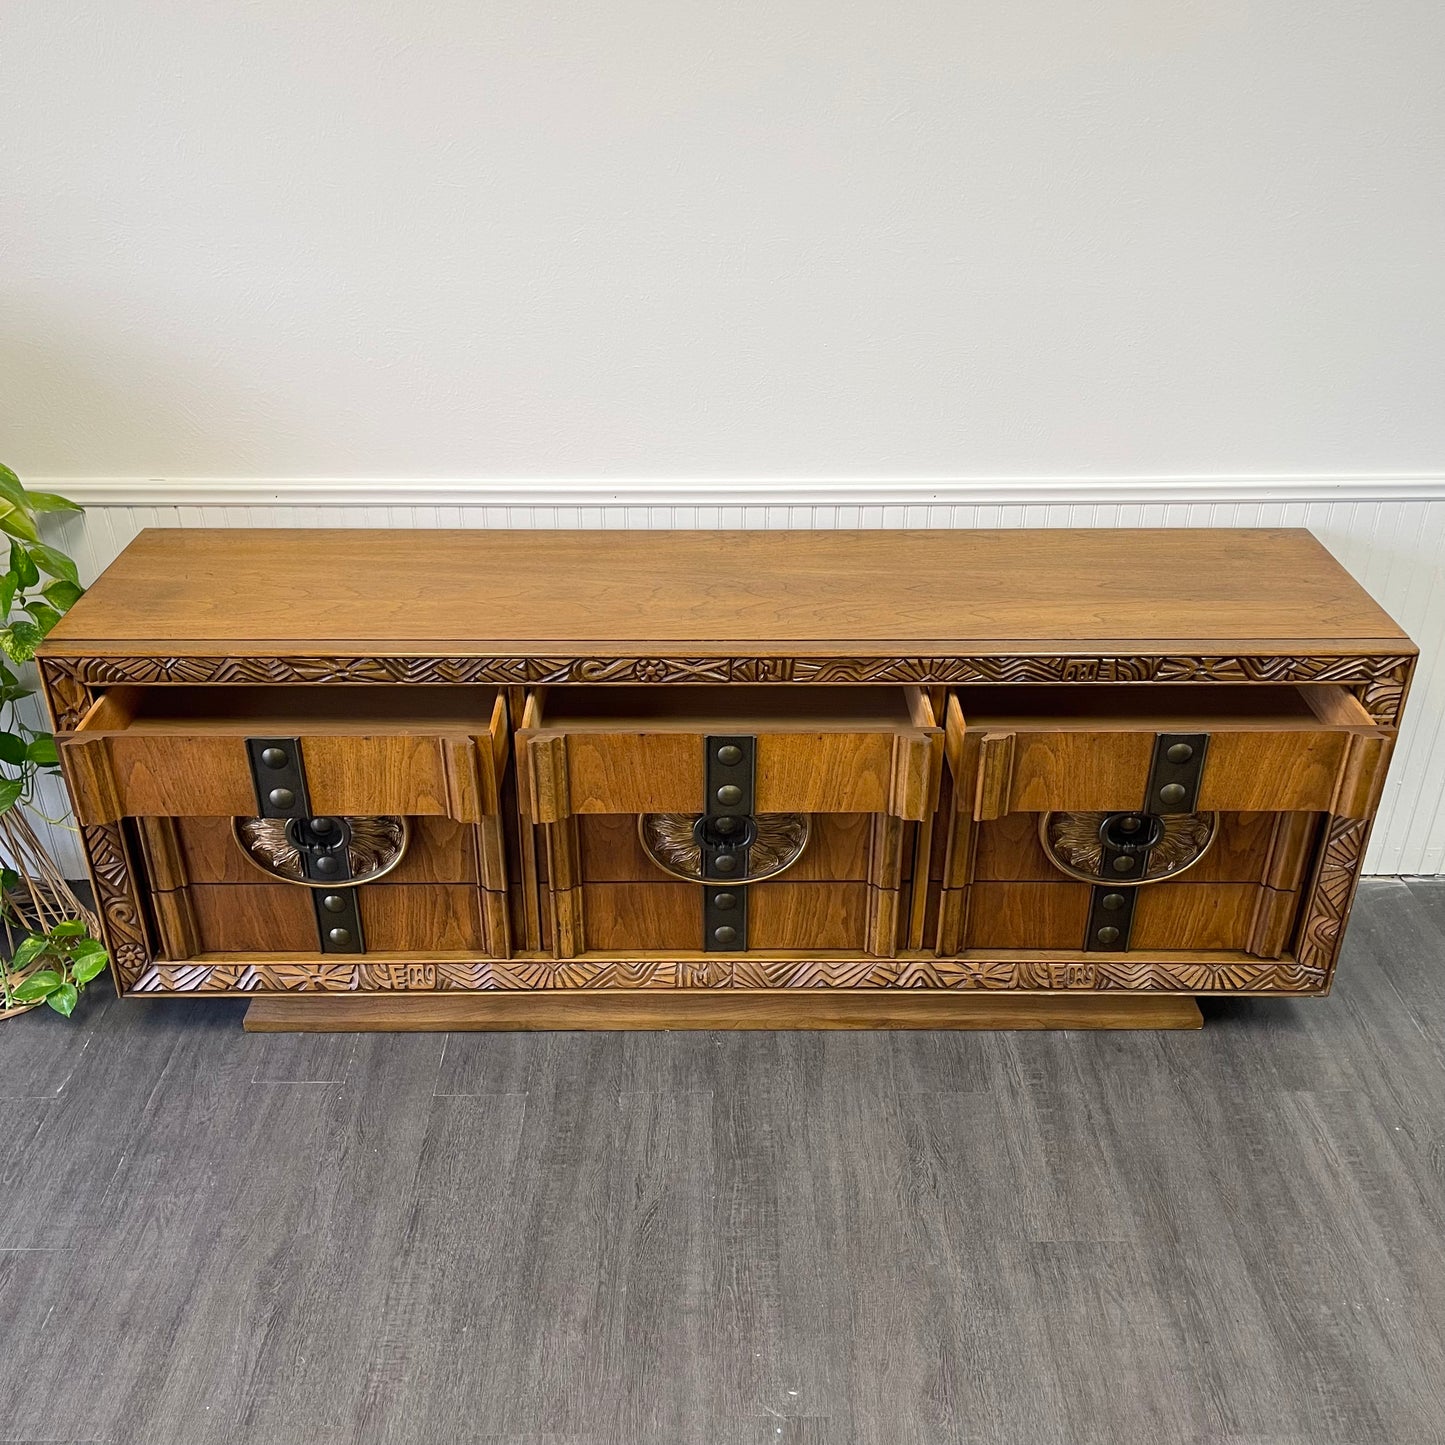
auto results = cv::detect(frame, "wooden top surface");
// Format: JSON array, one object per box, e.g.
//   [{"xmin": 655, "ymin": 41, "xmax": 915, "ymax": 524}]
[{"xmin": 43, "ymin": 527, "xmax": 1410, "ymax": 657}]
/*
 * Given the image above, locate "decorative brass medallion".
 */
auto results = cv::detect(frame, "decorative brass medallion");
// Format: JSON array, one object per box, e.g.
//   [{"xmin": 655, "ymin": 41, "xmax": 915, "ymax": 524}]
[
  {"xmin": 1039, "ymin": 810, "xmax": 1218, "ymax": 886},
  {"xmin": 232, "ymin": 815, "xmax": 411, "ymax": 887},
  {"xmin": 639, "ymin": 812, "xmax": 810, "ymax": 884}
]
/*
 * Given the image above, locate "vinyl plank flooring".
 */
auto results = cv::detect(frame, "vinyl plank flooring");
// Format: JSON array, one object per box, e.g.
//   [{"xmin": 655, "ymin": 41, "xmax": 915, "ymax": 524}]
[{"xmin": 0, "ymin": 882, "xmax": 1442, "ymax": 1445}]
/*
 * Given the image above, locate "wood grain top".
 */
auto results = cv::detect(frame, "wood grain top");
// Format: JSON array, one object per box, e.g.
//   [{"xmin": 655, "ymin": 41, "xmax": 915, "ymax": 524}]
[{"xmin": 43, "ymin": 527, "xmax": 1411, "ymax": 657}]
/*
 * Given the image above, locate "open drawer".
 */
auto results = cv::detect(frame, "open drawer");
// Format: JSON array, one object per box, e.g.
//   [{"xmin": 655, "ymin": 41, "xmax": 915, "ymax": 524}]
[
  {"xmin": 946, "ymin": 683, "xmax": 1390, "ymax": 819},
  {"xmin": 517, "ymin": 685, "xmax": 942, "ymax": 821},
  {"xmin": 59, "ymin": 685, "xmax": 510, "ymax": 824}
]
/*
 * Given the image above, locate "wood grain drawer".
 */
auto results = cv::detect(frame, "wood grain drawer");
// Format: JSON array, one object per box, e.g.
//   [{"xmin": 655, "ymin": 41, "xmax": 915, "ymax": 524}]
[
  {"xmin": 965, "ymin": 880, "xmax": 1296, "ymax": 954},
  {"xmin": 180, "ymin": 883, "xmax": 487, "ymax": 954},
  {"xmin": 947, "ymin": 683, "xmax": 1389, "ymax": 818},
  {"xmin": 145, "ymin": 815, "xmax": 481, "ymax": 885},
  {"xmin": 58, "ymin": 685, "xmax": 509, "ymax": 824},
  {"xmin": 517, "ymin": 685, "xmax": 941, "ymax": 820},
  {"xmin": 577, "ymin": 880, "xmax": 869, "ymax": 953}
]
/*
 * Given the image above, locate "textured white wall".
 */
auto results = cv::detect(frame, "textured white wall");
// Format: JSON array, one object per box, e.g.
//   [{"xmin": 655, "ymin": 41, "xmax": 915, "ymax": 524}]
[
  {"xmin": 4, "ymin": 5, "xmax": 1443, "ymax": 875},
  {"xmin": 3, "ymin": 1, "xmax": 1444, "ymax": 479}
]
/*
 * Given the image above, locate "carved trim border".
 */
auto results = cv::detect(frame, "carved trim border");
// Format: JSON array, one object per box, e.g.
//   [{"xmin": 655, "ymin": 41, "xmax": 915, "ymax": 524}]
[
  {"xmin": 81, "ymin": 822, "xmax": 152, "ymax": 989},
  {"xmin": 126, "ymin": 955, "xmax": 1327, "ymax": 996},
  {"xmin": 1295, "ymin": 815, "xmax": 1372, "ymax": 985},
  {"xmin": 40, "ymin": 650, "xmax": 1415, "ymax": 727}
]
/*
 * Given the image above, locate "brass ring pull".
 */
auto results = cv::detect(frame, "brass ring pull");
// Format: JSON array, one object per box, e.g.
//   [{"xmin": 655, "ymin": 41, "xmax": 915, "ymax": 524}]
[
  {"xmin": 231, "ymin": 815, "xmax": 412, "ymax": 887},
  {"xmin": 638, "ymin": 812, "xmax": 811, "ymax": 884},
  {"xmin": 1037, "ymin": 810, "xmax": 1218, "ymax": 887}
]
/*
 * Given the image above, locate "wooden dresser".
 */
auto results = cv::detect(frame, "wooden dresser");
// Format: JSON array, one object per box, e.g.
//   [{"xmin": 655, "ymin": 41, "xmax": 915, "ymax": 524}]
[{"xmin": 39, "ymin": 528, "xmax": 1414, "ymax": 1032}]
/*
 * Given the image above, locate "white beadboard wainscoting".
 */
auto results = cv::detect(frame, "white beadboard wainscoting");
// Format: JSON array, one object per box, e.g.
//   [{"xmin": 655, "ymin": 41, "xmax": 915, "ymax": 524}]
[{"xmin": 21, "ymin": 479, "xmax": 1445, "ymax": 879}]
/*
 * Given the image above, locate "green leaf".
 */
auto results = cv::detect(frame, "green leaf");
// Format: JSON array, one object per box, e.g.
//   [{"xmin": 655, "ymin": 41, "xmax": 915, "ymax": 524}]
[
  {"xmin": 49, "ymin": 919, "xmax": 89, "ymax": 938},
  {"xmin": 0, "ymin": 776, "xmax": 23, "ymax": 813},
  {"xmin": 0, "ymin": 866, "xmax": 20, "ymax": 893},
  {"xmin": 9, "ymin": 934, "xmax": 50, "ymax": 971},
  {"xmin": 12, "ymin": 969, "xmax": 62, "ymax": 1002},
  {"xmin": 45, "ymin": 982, "xmax": 78, "ymax": 1016},
  {"xmin": 0, "ymin": 573, "xmax": 15, "ymax": 620},
  {"xmin": 71, "ymin": 951, "xmax": 108, "ymax": 985},
  {"xmin": 0, "ymin": 504, "xmax": 39, "ymax": 545},
  {"xmin": 26, "ymin": 492, "xmax": 84, "ymax": 515},
  {"xmin": 0, "ymin": 685, "xmax": 35, "ymax": 705},
  {"xmin": 25, "ymin": 543, "xmax": 78, "ymax": 585},
  {"xmin": 0, "ymin": 621, "xmax": 42, "ymax": 663},
  {"xmin": 0, "ymin": 731, "xmax": 26, "ymax": 765},
  {"xmin": 42, "ymin": 578, "xmax": 84, "ymax": 612},
  {"xmin": 23, "ymin": 602, "xmax": 61, "ymax": 636},
  {"xmin": 69, "ymin": 937, "xmax": 107, "ymax": 966},
  {"xmin": 0, "ymin": 466, "xmax": 28, "ymax": 512},
  {"xmin": 25, "ymin": 734, "xmax": 58, "ymax": 766},
  {"xmin": 9, "ymin": 542, "xmax": 38, "ymax": 589}
]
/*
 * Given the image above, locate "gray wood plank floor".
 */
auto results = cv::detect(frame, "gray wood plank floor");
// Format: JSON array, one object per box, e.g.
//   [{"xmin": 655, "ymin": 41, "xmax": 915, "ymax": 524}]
[{"xmin": 2, "ymin": 879, "xmax": 1443, "ymax": 1445}]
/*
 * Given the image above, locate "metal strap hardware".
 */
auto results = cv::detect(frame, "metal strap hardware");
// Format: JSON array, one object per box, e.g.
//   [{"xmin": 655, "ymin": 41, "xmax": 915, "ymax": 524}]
[
  {"xmin": 246, "ymin": 736, "xmax": 310, "ymax": 819},
  {"xmin": 246, "ymin": 737, "xmax": 364, "ymax": 954},
  {"xmin": 702, "ymin": 735, "xmax": 755, "ymax": 951},
  {"xmin": 1084, "ymin": 733, "xmax": 1210, "ymax": 952},
  {"xmin": 1144, "ymin": 732, "xmax": 1210, "ymax": 816}
]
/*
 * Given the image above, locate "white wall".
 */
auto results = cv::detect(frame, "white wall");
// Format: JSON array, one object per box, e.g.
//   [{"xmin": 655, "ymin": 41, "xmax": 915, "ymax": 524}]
[
  {"xmin": 3, "ymin": 1, "xmax": 1444, "ymax": 478},
  {"xmin": 3, "ymin": 5, "xmax": 1444, "ymax": 874}
]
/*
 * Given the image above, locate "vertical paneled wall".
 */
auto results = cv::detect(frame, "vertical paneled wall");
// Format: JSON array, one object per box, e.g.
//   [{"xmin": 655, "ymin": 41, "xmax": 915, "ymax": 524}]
[{"xmin": 23, "ymin": 494, "xmax": 1445, "ymax": 877}]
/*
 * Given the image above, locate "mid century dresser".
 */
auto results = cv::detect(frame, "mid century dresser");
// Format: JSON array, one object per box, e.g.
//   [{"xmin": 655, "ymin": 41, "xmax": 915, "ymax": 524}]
[{"xmin": 39, "ymin": 528, "xmax": 1414, "ymax": 1031}]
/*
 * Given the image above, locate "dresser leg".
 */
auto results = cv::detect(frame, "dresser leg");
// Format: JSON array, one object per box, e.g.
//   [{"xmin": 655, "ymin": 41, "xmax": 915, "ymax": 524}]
[{"xmin": 242, "ymin": 991, "xmax": 1204, "ymax": 1032}]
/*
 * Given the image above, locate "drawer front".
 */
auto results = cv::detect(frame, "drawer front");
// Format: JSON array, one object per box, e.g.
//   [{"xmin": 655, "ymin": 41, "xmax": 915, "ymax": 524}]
[
  {"xmin": 182, "ymin": 883, "xmax": 487, "ymax": 954},
  {"xmin": 59, "ymin": 687, "xmax": 509, "ymax": 825},
  {"xmin": 523, "ymin": 730, "xmax": 939, "ymax": 820},
  {"xmin": 965, "ymin": 880, "xmax": 1292, "ymax": 955},
  {"xmin": 947, "ymin": 687, "xmax": 1390, "ymax": 820},
  {"xmin": 150, "ymin": 815, "xmax": 481, "ymax": 886},
  {"xmin": 991, "ymin": 730, "xmax": 1363, "ymax": 815},
  {"xmin": 578, "ymin": 880, "xmax": 869, "ymax": 952}
]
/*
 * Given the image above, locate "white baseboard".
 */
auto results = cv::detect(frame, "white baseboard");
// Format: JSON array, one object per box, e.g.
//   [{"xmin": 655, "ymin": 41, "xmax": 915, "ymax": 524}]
[{"xmin": 40, "ymin": 473, "xmax": 1445, "ymax": 508}]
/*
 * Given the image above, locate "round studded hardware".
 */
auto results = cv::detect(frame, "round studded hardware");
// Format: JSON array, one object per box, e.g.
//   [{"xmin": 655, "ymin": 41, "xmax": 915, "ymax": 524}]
[
  {"xmin": 637, "ymin": 813, "xmax": 810, "ymax": 884},
  {"xmin": 716, "ymin": 744, "xmax": 742, "ymax": 765},
  {"xmin": 267, "ymin": 787, "xmax": 296, "ymax": 810},
  {"xmin": 1095, "ymin": 926, "xmax": 1121, "ymax": 946},
  {"xmin": 1159, "ymin": 782, "xmax": 1188, "ymax": 806},
  {"xmin": 712, "ymin": 925, "xmax": 739, "ymax": 945},
  {"xmin": 1038, "ymin": 811, "xmax": 1219, "ymax": 887},
  {"xmin": 1101, "ymin": 893, "xmax": 1127, "ymax": 911},
  {"xmin": 259, "ymin": 747, "xmax": 289, "ymax": 769},
  {"xmin": 231, "ymin": 815, "xmax": 411, "ymax": 888},
  {"xmin": 321, "ymin": 893, "xmax": 348, "ymax": 913},
  {"xmin": 327, "ymin": 927, "xmax": 352, "ymax": 947},
  {"xmin": 715, "ymin": 784, "xmax": 743, "ymax": 806},
  {"xmin": 712, "ymin": 892, "xmax": 738, "ymax": 911},
  {"xmin": 1166, "ymin": 743, "xmax": 1194, "ymax": 764}
]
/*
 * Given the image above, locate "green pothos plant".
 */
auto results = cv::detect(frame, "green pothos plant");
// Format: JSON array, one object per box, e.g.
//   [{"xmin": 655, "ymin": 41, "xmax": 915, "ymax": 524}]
[{"xmin": 0, "ymin": 463, "xmax": 108, "ymax": 1018}]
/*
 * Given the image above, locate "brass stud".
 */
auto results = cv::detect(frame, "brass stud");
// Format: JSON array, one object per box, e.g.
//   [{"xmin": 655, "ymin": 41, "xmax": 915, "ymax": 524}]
[
  {"xmin": 712, "ymin": 892, "xmax": 738, "ymax": 911},
  {"xmin": 313, "ymin": 855, "xmax": 341, "ymax": 875},
  {"xmin": 327, "ymin": 926, "xmax": 352, "ymax": 947},
  {"xmin": 321, "ymin": 893, "xmax": 348, "ymax": 913},
  {"xmin": 712, "ymin": 925, "xmax": 738, "ymax": 945},
  {"xmin": 716, "ymin": 744, "xmax": 742, "ymax": 765},
  {"xmin": 1112, "ymin": 856, "xmax": 1136, "ymax": 873},
  {"xmin": 713, "ymin": 854, "xmax": 738, "ymax": 873},
  {"xmin": 1166, "ymin": 743, "xmax": 1194, "ymax": 764},
  {"xmin": 311, "ymin": 817, "xmax": 336, "ymax": 835},
  {"xmin": 260, "ymin": 747, "xmax": 288, "ymax": 768},
  {"xmin": 1101, "ymin": 892, "xmax": 1127, "ymax": 911},
  {"xmin": 716, "ymin": 784, "xmax": 743, "ymax": 806},
  {"xmin": 267, "ymin": 787, "xmax": 296, "ymax": 809},
  {"xmin": 1159, "ymin": 782, "xmax": 1187, "ymax": 806},
  {"xmin": 1095, "ymin": 925, "xmax": 1121, "ymax": 946}
]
